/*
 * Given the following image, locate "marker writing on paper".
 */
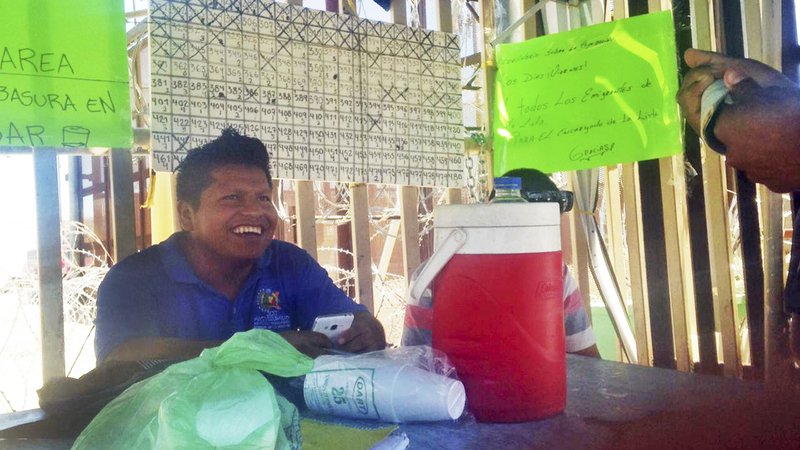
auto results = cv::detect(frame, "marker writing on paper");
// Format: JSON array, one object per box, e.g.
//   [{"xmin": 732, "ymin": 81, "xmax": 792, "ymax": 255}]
[
  {"xmin": 0, "ymin": 86, "xmax": 118, "ymax": 114},
  {"xmin": 0, "ymin": 47, "xmax": 75, "ymax": 74},
  {"xmin": 0, "ymin": 121, "xmax": 46, "ymax": 146},
  {"xmin": 569, "ymin": 142, "xmax": 616, "ymax": 162}
]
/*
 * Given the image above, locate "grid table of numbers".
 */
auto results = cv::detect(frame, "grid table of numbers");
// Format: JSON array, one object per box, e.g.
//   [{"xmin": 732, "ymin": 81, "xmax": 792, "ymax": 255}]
[{"xmin": 149, "ymin": 0, "xmax": 464, "ymax": 187}]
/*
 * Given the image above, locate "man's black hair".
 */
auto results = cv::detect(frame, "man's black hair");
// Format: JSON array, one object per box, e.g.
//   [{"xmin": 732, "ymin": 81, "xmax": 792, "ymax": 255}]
[
  {"xmin": 502, "ymin": 168, "xmax": 557, "ymax": 196},
  {"xmin": 175, "ymin": 127, "xmax": 272, "ymax": 208}
]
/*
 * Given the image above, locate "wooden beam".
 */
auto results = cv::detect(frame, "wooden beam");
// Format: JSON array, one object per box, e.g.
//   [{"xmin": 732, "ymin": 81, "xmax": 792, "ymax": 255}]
[
  {"xmin": 668, "ymin": 0, "xmax": 719, "ymax": 374},
  {"xmin": 685, "ymin": 143, "xmax": 719, "ymax": 375},
  {"xmin": 703, "ymin": 150, "xmax": 741, "ymax": 377},
  {"xmin": 446, "ymin": 188, "xmax": 462, "ymax": 204},
  {"xmin": 565, "ymin": 176, "xmax": 592, "ymax": 327},
  {"xmin": 579, "ymin": 0, "xmax": 604, "ymax": 25},
  {"xmin": 91, "ymin": 157, "xmax": 110, "ymax": 256},
  {"xmin": 400, "ymin": 185, "xmax": 421, "ymax": 280},
  {"xmin": 735, "ymin": 172, "xmax": 765, "ymax": 377},
  {"xmin": 294, "ymin": 180, "xmax": 318, "ymax": 259},
  {"xmin": 378, "ymin": 219, "xmax": 401, "ymax": 276},
  {"xmin": 108, "ymin": 148, "xmax": 137, "ymax": 262},
  {"xmin": 479, "ymin": 0, "xmax": 497, "ymax": 183},
  {"xmin": 437, "ymin": 0, "xmax": 453, "ymax": 32},
  {"xmin": 749, "ymin": 0, "xmax": 791, "ymax": 385},
  {"xmin": 350, "ymin": 183, "xmax": 374, "ymax": 312},
  {"xmin": 150, "ymin": 172, "xmax": 181, "ymax": 244},
  {"xmin": 688, "ymin": 0, "xmax": 740, "ymax": 379},
  {"xmin": 638, "ymin": 164, "xmax": 675, "ymax": 369},
  {"xmin": 33, "ymin": 149, "xmax": 65, "ymax": 382},
  {"xmin": 541, "ymin": 0, "xmax": 568, "ymax": 35},
  {"xmin": 648, "ymin": 0, "xmax": 692, "ymax": 373},
  {"xmin": 685, "ymin": 0, "xmax": 723, "ymax": 379},
  {"xmin": 393, "ymin": 0, "xmax": 422, "ymax": 293},
  {"xmin": 604, "ymin": 166, "xmax": 627, "ymax": 307},
  {"xmin": 622, "ymin": 162, "xmax": 652, "ymax": 366},
  {"xmin": 659, "ymin": 155, "xmax": 692, "ymax": 372},
  {"xmin": 605, "ymin": 165, "xmax": 629, "ymax": 361},
  {"xmin": 716, "ymin": 0, "xmax": 764, "ymax": 381},
  {"xmin": 391, "ymin": 0, "xmax": 407, "ymax": 26},
  {"xmin": 522, "ymin": 0, "xmax": 542, "ymax": 38},
  {"xmin": 615, "ymin": 0, "xmax": 630, "ymax": 19}
]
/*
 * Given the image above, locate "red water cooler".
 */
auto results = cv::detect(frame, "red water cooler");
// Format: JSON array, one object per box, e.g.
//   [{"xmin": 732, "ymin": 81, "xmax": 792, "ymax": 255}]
[{"xmin": 409, "ymin": 203, "xmax": 565, "ymax": 422}]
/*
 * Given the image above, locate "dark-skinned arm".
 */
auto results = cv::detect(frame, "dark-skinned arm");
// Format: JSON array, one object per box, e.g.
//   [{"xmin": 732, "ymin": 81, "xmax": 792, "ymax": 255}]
[
  {"xmin": 104, "ymin": 330, "xmax": 337, "ymax": 362},
  {"xmin": 103, "ymin": 337, "xmax": 223, "ymax": 363},
  {"xmin": 571, "ymin": 344, "xmax": 601, "ymax": 358},
  {"xmin": 280, "ymin": 329, "xmax": 333, "ymax": 358},
  {"xmin": 337, "ymin": 311, "xmax": 386, "ymax": 353}
]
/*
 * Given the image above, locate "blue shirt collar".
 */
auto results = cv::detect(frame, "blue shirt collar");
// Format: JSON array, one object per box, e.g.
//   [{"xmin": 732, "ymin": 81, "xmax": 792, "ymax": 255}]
[{"xmin": 159, "ymin": 232, "xmax": 273, "ymax": 285}]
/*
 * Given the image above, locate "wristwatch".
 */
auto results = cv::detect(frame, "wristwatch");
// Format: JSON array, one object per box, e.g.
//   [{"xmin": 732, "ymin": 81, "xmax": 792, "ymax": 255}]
[{"xmin": 700, "ymin": 79, "xmax": 732, "ymax": 154}]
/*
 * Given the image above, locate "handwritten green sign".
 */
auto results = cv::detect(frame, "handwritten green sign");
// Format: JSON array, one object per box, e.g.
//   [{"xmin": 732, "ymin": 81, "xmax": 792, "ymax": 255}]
[
  {"xmin": 493, "ymin": 11, "xmax": 681, "ymax": 175},
  {"xmin": 0, "ymin": 1, "xmax": 131, "ymax": 148}
]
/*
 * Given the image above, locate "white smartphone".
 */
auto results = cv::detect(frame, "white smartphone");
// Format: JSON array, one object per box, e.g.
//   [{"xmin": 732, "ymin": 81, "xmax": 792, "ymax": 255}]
[{"xmin": 311, "ymin": 313, "xmax": 354, "ymax": 343}]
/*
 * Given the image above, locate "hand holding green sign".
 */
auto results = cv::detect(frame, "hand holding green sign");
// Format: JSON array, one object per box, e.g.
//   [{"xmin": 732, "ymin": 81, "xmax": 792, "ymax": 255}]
[
  {"xmin": 0, "ymin": 0, "xmax": 131, "ymax": 148},
  {"xmin": 493, "ymin": 11, "xmax": 681, "ymax": 174}
]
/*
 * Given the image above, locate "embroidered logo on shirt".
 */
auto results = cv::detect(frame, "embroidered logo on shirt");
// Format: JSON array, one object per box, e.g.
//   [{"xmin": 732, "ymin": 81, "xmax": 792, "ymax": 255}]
[{"xmin": 257, "ymin": 288, "xmax": 281, "ymax": 312}]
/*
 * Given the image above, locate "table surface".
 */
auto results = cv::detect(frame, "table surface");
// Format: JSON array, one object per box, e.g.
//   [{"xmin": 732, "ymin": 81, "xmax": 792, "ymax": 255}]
[
  {"xmin": 2, "ymin": 355, "xmax": 797, "ymax": 449},
  {"xmin": 327, "ymin": 355, "xmax": 795, "ymax": 449}
]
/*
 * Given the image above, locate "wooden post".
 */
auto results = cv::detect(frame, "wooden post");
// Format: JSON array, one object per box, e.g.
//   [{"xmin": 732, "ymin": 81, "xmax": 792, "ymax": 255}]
[
  {"xmin": 108, "ymin": 148, "xmax": 138, "ymax": 262},
  {"xmin": 392, "ymin": 0, "xmax": 422, "ymax": 288},
  {"xmin": 605, "ymin": 165, "xmax": 629, "ymax": 361},
  {"xmin": 681, "ymin": 0, "xmax": 721, "ymax": 376},
  {"xmin": 33, "ymin": 148, "xmax": 66, "ymax": 381},
  {"xmin": 704, "ymin": 152, "xmax": 741, "ymax": 377},
  {"xmin": 622, "ymin": 163, "xmax": 652, "ymax": 366},
  {"xmin": 749, "ymin": 0, "xmax": 791, "ymax": 385},
  {"xmin": 653, "ymin": 3, "xmax": 699, "ymax": 371},
  {"xmin": 350, "ymin": 183, "xmax": 374, "ymax": 312},
  {"xmin": 392, "ymin": 0, "xmax": 408, "ymax": 25},
  {"xmin": 479, "ymin": 0, "xmax": 497, "ymax": 185},
  {"xmin": 400, "ymin": 186, "xmax": 421, "ymax": 280},
  {"xmin": 436, "ymin": 0, "xmax": 463, "ymax": 205},
  {"xmin": 295, "ymin": 180, "xmax": 318, "ymax": 259},
  {"xmin": 565, "ymin": 176, "xmax": 592, "ymax": 326},
  {"xmin": 522, "ymin": 0, "xmax": 543, "ymax": 38},
  {"xmin": 687, "ymin": 0, "xmax": 741, "ymax": 378},
  {"xmin": 659, "ymin": 155, "xmax": 692, "ymax": 372},
  {"xmin": 714, "ymin": 0, "xmax": 764, "ymax": 380},
  {"xmin": 91, "ymin": 157, "xmax": 111, "ymax": 256}
]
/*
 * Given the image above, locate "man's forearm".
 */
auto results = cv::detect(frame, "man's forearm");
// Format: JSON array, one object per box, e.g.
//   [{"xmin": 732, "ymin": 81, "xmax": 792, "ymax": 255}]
[{"xmin": 103, "ymin": 337, "xmax": 223, "ymax": 363}]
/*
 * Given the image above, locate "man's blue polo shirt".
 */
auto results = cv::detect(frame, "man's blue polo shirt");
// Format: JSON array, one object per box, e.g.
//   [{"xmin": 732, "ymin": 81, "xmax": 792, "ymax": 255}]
[{"xmin": 95, "ymin": 232, "xmax": 366, "ymax": 362}]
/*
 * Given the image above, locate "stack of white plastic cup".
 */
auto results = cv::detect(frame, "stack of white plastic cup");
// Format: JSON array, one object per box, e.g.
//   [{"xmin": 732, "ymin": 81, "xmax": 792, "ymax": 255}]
[{"xmin": 303, "ymin": 356, "xmax": 466, "ymax": 423}]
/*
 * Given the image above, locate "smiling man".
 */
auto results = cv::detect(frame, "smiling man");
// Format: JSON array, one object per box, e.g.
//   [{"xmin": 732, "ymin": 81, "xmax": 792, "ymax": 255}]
[{"xmin": 95, "ymin": 128, "xmax": 385, "ymax": 363}]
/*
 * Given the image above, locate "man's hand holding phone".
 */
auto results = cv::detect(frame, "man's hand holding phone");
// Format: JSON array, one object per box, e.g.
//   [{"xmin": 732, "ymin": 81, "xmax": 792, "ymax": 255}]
[
  {"xmin": 285, "ymin": 311, "xmax": 386, "ymax": 358},
  {"xmin": 336, "ymin": 311, "xmax": 386, "ymax": 353},
  {"xmin": 279, "ymin": 330, "xmax": 332, "ymax": 358}
]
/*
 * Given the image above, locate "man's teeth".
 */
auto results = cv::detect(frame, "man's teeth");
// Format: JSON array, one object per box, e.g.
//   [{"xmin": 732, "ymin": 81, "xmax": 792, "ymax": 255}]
[{"xmin": 233, "ymin": 226, "xmax": 262, "ymax": 235}]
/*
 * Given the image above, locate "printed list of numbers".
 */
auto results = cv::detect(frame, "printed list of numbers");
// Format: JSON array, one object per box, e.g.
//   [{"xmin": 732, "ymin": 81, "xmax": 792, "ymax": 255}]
[{"xmin": 150, "ymin": 0, "xmax": 464, "ymax": 187}]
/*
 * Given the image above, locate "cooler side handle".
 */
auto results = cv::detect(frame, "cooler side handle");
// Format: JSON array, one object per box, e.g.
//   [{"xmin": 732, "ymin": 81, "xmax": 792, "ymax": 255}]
[{"xmin": 409, "ymin": 228, "xmax": 467, "ymax": 302}]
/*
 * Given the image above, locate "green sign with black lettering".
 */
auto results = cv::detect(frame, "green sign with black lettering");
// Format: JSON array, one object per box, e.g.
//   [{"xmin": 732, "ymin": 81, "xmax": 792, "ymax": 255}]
[
  {"xmin": 0, "ymin": 1, "xmax": 131, "ymax": 148},
  {"xmin": 493, "ymin": 11, "xmax": 681, "ymax": 174}
]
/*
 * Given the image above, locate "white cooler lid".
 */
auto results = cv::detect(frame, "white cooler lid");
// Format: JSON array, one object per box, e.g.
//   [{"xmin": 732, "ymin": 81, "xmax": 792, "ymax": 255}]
[
  {"xmin": 433, "ymin": 203, "xmax": 562, "ymax": 255},
  {"xmin": 434, "ymin": 203, "xmax": 561, "ymax": 228}
]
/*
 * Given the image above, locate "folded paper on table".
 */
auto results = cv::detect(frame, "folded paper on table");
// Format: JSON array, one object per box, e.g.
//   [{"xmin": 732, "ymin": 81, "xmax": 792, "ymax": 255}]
[{"xmin": 299, "ymin": 418, "xmax": 398, "ymax": 450}]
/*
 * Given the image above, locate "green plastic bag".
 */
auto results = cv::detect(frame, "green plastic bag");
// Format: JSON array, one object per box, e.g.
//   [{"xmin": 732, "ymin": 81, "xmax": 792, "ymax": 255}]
[{"xmin": 72, "ymin": 330, "xmax": 314, "ymax": 449}]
